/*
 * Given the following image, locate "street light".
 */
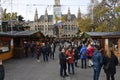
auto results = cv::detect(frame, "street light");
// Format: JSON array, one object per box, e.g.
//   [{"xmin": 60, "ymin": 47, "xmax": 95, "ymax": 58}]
[
  {"xmin": 10, "ymin": 0, "xmax": 13, "ymax": 34},
  {"xmin": 91, "ymin": 0, "xmax": 94, "ymax": 32},
  {"xmin": 109, "ymin": 15, "xmax": 112, "ymax": 32},
  {"xmin": 0, "ymin": 0, "xmax": 3, "ymax": 32}
]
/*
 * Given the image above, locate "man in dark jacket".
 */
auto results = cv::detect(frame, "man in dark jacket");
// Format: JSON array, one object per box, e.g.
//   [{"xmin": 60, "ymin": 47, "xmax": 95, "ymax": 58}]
[
  {"xmin": 42, "ymin": 43, "xmax": 48, "ymax": 62},
  {"xmin": 74, "ymin": 47, "xmax": 80, "ymax": 67},
  {"xmin": 35, "ymin": 42, "xmax": 41, "ymax": 62},
  {"xmin": 0, "ymin": 60, "xmax": 5, "ymax": 80},
  {"xmin": 59, "ymin": 48, "xmax": 68, "ymax": 77},
  {"xmin": 24, "ymin": 41, "xmax": 29, "ymax": 57},
  {"xmin": 30, "ymin": 41, "xmax": 35, "ymax": 57}
]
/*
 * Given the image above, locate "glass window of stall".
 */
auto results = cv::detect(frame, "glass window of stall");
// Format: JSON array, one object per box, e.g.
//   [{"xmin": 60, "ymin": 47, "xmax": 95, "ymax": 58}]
[
  {"xmin": 0, "ymin": 37, "xmax": 11, "ymax": 53},
  {"xmin": 109, "ymin": 38, "xmax": 118, "ymax": 50}
]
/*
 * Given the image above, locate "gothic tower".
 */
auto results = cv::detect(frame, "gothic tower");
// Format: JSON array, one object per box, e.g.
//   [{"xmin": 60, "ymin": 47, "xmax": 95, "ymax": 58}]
[
  {"xmin": 34, "ymin": 8, "xmax": 38, "ymax": 22},
  {"xmin": 53, "ymin": 0, "xmax": 62, "ymax": 24},
  {"xmin": 44, "ymin": 8, "xmax": 48, "ymax": 22},
  {"xmin": 67, "ymin": 7, "xmax": 71, "ymax": 21},
  {"xmin": 53, "ymin": 0, "xmax": 62, "ymax": 37},
  {"xmin": 55, "ymin": 0, "xmax": 60, "ymax": 5},
  {"xmin": 77, "ymin": 8, "xmax": 81, "ymax": 19}
]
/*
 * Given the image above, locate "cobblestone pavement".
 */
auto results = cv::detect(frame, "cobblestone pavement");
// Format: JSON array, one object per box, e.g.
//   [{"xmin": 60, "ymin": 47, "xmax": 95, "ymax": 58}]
[{"xmin": 4, "ymin": 46, "xmax": 120, "ymax": 80}]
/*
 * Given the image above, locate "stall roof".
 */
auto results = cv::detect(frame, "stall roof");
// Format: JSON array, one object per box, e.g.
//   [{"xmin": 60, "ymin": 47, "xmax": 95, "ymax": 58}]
[
  {"xmin": 0, "ymin": 32, "xmax": 9, "ymax": 36},
  {"xmin": 0, "ymin": 30, "xmax": 44, "ymax": 37},
  {"xmin": 86, "ymin": 32, "xmax": 120, "ymax": 38},
  {"xmin": 10, "ymin": 30, "xmax": 39, "ymax": 37}
]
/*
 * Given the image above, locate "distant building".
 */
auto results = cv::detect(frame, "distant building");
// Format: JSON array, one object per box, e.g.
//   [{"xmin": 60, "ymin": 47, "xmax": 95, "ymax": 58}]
[{"xmin": 29, "ymin": 0, "xmax": 81, "ymax": 38}]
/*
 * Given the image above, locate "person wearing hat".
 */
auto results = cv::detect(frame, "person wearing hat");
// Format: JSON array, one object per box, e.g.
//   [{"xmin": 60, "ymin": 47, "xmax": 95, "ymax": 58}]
[{"xmin": 0, "ymin": 60, "xmax": 5, "ymax": 80}]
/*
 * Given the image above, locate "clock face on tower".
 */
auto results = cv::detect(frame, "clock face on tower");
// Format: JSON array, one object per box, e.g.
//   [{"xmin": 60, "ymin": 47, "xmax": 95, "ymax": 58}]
[{"xmin": 55, "ymin": 0, "xmax": 60, "ymax": 5}]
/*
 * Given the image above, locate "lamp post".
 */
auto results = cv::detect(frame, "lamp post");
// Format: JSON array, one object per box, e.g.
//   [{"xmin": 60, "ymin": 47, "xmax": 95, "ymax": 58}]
[
  {"xmin": 0, "ymin": 0, "xmax": 3, "ymax": 32},
  {"xmin": 109, "ymin": 15, "xmax": 112, "ymax": 32},
  {"xmin": 91, "ymin": 0, "xmax": 94, "ymax": 32},
  {"xmin": 10, "ymin": 0, "xmax": 13, "ymax": 34},
  {"xmin": 91, "ymin": 0, "xmax": 94, "ymax": 25}
]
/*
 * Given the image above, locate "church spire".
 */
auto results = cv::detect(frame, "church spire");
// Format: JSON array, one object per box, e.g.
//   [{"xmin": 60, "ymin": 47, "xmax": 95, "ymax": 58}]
[
  {"xmin": 34, "ymin": 8, "xmax": 38, "ymax": 22},
  {"xmin": 54, "ymin": 0, "xmax": 60, "ymax": 5},
  {"xmin": 68, "ymin": 7, "xmax": 71, "ymax": 15},
  {"xmin": 45, "ymin": 8, "xmax": 48, "ymax": 15},
  {"xmin": 77, "ymin": 8, "xmax": 81, "ymax": 19},
  {"xmin": 44, "ymin": 8, "xmax": 48, "ymax": 22}
]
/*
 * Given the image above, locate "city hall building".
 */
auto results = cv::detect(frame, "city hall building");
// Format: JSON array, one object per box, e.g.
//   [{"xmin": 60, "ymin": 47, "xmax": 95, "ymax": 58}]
[{"xmin": 29, "ymin": 0, "xmax": 81, "ymax": 38}]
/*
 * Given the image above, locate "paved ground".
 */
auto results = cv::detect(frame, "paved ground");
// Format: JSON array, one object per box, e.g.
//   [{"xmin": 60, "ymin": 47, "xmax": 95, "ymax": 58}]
[{"xmin": 3, "ymin": 46, "xmax": 120, "ymax": 80}]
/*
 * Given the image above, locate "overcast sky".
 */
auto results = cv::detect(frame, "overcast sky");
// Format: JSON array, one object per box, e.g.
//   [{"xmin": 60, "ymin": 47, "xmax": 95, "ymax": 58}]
[{"xmin": 1, "ymin": 0, "xmax": 101, "ymax": 21}]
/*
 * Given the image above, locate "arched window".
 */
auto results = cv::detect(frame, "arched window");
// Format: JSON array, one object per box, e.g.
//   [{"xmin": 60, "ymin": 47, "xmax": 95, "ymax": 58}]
[{"xmin": 35, "ymin": 25, "xmax": 37, "ymax": 30}]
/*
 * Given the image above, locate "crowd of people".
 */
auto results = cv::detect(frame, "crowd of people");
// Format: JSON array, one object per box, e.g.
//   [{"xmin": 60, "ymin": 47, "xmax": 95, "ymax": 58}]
[
  {"xmin": 0, "ymin": 38, "xmax": 119, "ymax": 80},
  {"xmin": 58, "ymin": 39, "xmax": 119, "ymax": 80},
  {"xmin": 23, "ymin": 40, "xmax": 56, "ymax": 62}
]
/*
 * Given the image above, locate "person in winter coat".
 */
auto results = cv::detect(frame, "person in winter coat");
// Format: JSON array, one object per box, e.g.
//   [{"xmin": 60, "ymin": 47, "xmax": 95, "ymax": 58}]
[
  {"xmin": 80, "ymin": 44, "xmax": 88, "ymax": 69},
  {"xmin": 59, "ymin": 48, "xmax": 68, "ymax": 77},
  {"xmin": 92, "ymin": 45, "xmax": 103, "ymax": 80},
  {"xmin": 50, "ymin": 43, "xmax": 55, "ymax": 60},
  {"xmin": 52, "ymin": 41, "xmax": 56, "ymax": 59},
  {"xmin": 24, "ymin": 41, "xmax": 29, "ymax": 57},
  {"xmin": 0, "ymin": 60, "xmax": 5, "ymax": 80},
  {"xmin": 87, "ymin": 44, "xmax": 94, "ymax": 67},
  {"xmin": 30, "ymin": 41, "xmax": 35, "ymax": 57},
  {"xmin": 66, "ymin": 46, "xmax": 75, "ymax": 74},
  {"xmin": 103, "ymin": 48, "xmax": 118, "ymax": 80},
  {"xmin": 35, "ymin": 42, "xmax": 41, "ymax": 62},
  {"xmin": 74, "ymin": 46, "xmax": 80, "ymax": 67},
  {"xmin": 42, "ymin": 43, "xmax": 48, "ymax": 62},
  {"xmin": 46, "ymin": 42, "xmax": 51, "ymax": 58}
]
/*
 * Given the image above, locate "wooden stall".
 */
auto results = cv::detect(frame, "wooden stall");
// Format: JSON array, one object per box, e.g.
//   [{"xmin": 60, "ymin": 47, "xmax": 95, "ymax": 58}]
[
  {"xmin": 0, "ymin": 30, "xmax": 44, "ymax": 60},
  {"xmin": 86, "ymin": 32, "xmax": 120, "ymax": 62},
  {"xmin": 12, "ymin": 30, "xmax": 44, "ymax": 59},
  {"xmin": 0, "ymin": 32, "xmax": 13, "ymax": 60}
]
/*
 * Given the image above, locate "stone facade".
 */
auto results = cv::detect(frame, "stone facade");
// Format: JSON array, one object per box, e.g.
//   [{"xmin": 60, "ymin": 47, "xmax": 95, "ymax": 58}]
[{"xmin": 29, "ymin": 0, "xmax": 81, "ymax": 38}]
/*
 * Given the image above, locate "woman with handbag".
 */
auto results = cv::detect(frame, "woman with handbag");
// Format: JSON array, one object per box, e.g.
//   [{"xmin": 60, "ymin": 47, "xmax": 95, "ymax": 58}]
[{"xmin": 103, "ymin": 48, "xmax": 118, "ymax": 80}]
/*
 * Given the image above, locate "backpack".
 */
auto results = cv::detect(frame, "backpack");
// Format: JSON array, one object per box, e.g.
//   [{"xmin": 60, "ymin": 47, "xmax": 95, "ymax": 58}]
[{"xmin": 81, "ymin": 50, "xmax": 87, "ymax": 56}]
